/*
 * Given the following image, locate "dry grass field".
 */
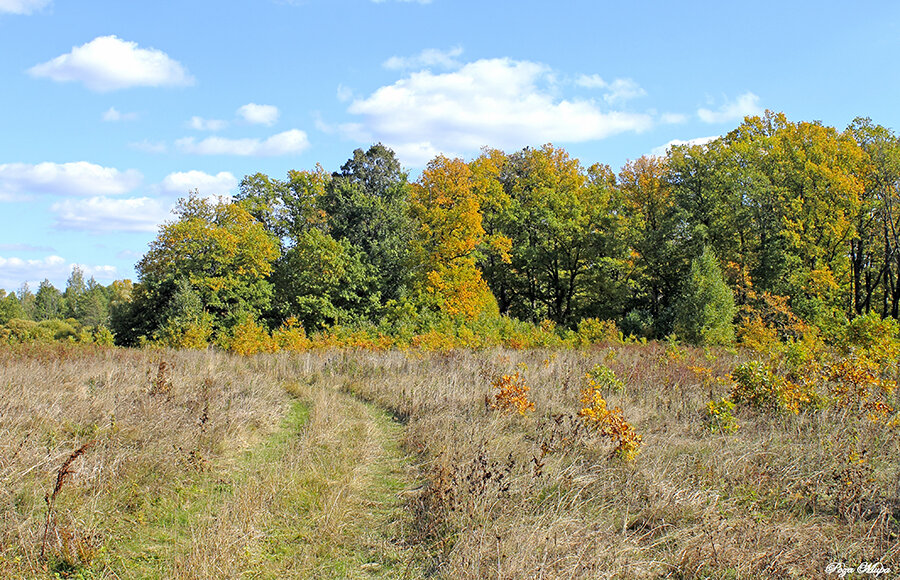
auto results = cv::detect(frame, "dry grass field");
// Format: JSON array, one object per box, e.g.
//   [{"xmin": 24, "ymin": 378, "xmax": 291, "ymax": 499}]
[{"xmin": 1, "ymin": 343, "xmax": 898, "ymax": 578}]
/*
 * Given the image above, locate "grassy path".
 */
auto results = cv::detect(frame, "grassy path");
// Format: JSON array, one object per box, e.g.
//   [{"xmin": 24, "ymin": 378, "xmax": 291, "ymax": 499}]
[{"xmin": 110, "ymin": 380, "xmax": 424, "ymax": 579}]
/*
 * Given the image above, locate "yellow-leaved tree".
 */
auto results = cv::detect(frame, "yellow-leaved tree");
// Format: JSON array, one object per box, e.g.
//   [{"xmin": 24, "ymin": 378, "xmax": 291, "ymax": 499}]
[
  {"xmin": 410, "ymin": 156, "xmax": 498, "ymax": 320},
  {"xmin": 125, "ymin": 193, "xmax": 280, "ymax": 346}
]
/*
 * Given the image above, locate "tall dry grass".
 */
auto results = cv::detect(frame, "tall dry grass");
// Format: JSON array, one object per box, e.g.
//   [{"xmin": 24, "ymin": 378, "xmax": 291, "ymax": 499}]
[
  {"xmin": 0, "ymin": 346, "xmax": 424, "ymax": 578},
  {"xmin": 341, "ymin": 345, "xmax": 900, "ymax": 578},
  {"xmin": 1, "ymin": 343, "xmax": 897, "ymax": 578},
  {"xmin": 0, "ymin": 345, "xmax": 291, "ymax": 576}
]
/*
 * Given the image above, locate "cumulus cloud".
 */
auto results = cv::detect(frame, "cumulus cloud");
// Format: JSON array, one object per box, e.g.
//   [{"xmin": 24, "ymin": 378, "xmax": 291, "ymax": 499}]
[
  {"xmin": 698, "ymin": 92, "xmax": 762, "ymax": 124},
  {"xmin": 189, "ymin": 116, "xmax": 228, "ymax": 131},
  {"xmin": 237, "ymin": 103, "xmax": 280, "ymax": 126},
  {"xmin": 651, "ymin": 135, "xmax": 719, "ymax": 157},
  {"xmin": 159, "ymin": 170, "xmax": 238, "ymax": 196},
  {"xmin": 346, "ymin": 58, "xmax": 653, "ymax": 166},
  {"xmin": 102, "ymin": 107, "xmax": 139, "ymax": 122},
  {"xmin": 176, "ymin": 129, "xmax": 309, "ymax": 156},
  {"xmin": 51, "ymin": 196, "xmax": 170, "ymax": 232},
  {"xmin": 0, "ymin": 255, "xmax": 66, "ymax": 289},
  {"xmin": 28, "ymin": 35, "xmax": 194, "ymax": 92},
  {"xmin": 383, "ymin": 47, "xmax": 463, "ymax": 71},
  {"xmin": 0, "ymin": 255, "xmax": 117, "ymax": 290},
  {"xmin": 575, "ymin": 74, "xmax": 646, "ymax": 105},
  {"xmin": 0, "ymin": 0, "xmax": 49, "ymax": 15},
  {"xmin": 575, "ymin": 74, "xmax": 606, "ymax": 89},
  {"xmin": 0, "ymin": 161, "xmax": 142, "ymax": 199}
]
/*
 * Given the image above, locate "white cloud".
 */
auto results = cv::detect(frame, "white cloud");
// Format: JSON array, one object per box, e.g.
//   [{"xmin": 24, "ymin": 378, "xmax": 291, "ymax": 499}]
[
  {"xmin": 0, "ymin": 255, "xmax": 66, "ymax": 289},
  {"xmin": 159, "ymin": 170, "xmax": 238, "ymax": 196},
  {"xmin": 336, "ymin": 84, "xmax": 354, "ymax": 102},
  {"xmin": 651, "ymin": 135, "xmax": 719, "ymax": 157},
  {"xmin": 237, "ymin": 103, "xmax": 279, "ymax": 126},
  {"xmin": 0, "ymin": 161, "xmax": 142, "ymax": 198},
  {"xmin": 575, "ymin": 74, "xmax": 645, "ymax": 105},
  {"xmin": 51, "ymin": 196, "xmax": 170, "ymax": 233},
  {"xmin": 176, "ymin": 129, "xmax": 309, "ymax": 156},
  {"xmin": 28, "ymin": 35, "xmax": 194, "ymax": 92},
  {"xmin": 388, "ymin": 142, "xmax": 453, "ymax": 168},
  {"xmin": 102, "ymin": 107, "xmax": 139, "ymax": 122},
  {"xmin": 575, "ymin": 74, "xmax": 606, "ymax": 89},
  {"xmin": 602, "ymin": 78, "xmax": 646, "ymax": 105},
  {"xmin": 189, "ymin": 116, "xmax": 228, "ymax": 131},
  {"xmin": 0, "ymin": 255, "xmax": 117, "ymax": 290},
  {"xmin": 346, "ymin": 58, "xmax": 652, "ymax": 166},
  {"xmin": 0, "ymin": 0, "xmax": 49, "ymax": 14},
  {"xmin": 383, "ymin": 47, "xmax": 463, "ymax": 71},
  {"xmin": 698, "ymin": 92, "xmax": 762, "ymax": 124}
]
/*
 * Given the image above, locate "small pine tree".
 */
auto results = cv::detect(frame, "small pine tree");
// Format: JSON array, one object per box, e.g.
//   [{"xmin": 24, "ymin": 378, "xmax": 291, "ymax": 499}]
[{"xmin": 673, "ymin": 247, "xmax": 736, "ymax": 345}]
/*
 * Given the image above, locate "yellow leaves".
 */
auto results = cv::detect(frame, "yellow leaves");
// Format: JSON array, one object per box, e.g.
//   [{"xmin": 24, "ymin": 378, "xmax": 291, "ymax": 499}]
[
  {"xmin": 828, "ymin": 355, "xmax": 897, "ymax": 423},
  {"xmin": 618, "ymin": 155, "xmax": 671, "ymax": 229},
  {"xmin": 488, "ymin": 234, "xmax": 512, "ymax": 264},
  {"xmin": 412, "ymin": 155, "xmax": 496, "ymax": 320},
  {"xmin": 139, "ymin": 195, "xmax": 279, "ymax": 286},
  {"xmin": 705, "ymin": 398, "xmax": 740, "ymax": 434},
  {"xmin": 731, "ymin": 360, "xmax": 818, "ymax": 414},
  {"xmin": 578, "ymin": 368, "xmax": 641, "ymax": 461},
  {"xmin": 489, "ymin": 372, "xmax": 535, "ymax": 416},
  {"xmin": 227, "ymin": 317, "xmax": 278, "ymax": 356},
  {"xmin": 272, "ymin": 317, "xmax": 310, "ymax": 352},
  {"xmin": 805, "ymin": 268, "xmax": 839, "ymax": 295}
]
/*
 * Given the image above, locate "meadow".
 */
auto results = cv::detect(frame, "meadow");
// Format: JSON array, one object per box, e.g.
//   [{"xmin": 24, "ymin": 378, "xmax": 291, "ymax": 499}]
[{"xmin": 1, "ymin": 340, "xmax": 897, "ymax": 579}]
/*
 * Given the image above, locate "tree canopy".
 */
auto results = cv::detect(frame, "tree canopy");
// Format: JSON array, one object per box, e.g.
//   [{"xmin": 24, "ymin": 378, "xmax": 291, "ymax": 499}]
[{"xmin": 7, "ymin": 112, "xmax": 900, "ymax": 350}]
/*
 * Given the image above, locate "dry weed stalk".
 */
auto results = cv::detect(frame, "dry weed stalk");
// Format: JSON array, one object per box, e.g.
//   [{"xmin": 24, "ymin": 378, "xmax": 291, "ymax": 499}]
[{"xmin": 40, "ymin": 439, "xmax": 96, "ymax": 561}]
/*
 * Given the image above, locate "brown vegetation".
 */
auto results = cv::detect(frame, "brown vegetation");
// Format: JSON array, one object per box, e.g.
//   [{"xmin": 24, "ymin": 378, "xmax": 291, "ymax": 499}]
[{"xmin": 1, "ymin": 343, "xmax": 898, "ymax": 578}]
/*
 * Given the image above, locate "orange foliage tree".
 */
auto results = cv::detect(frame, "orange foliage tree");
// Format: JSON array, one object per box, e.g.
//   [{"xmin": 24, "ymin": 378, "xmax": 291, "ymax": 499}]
[{"xmin": 410, "ymin": 155, "xmax": 498, "ymax": 320}]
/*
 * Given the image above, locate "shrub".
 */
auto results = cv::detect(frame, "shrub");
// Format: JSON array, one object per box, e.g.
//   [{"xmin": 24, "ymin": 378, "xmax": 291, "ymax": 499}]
[
  {"xmin": 578, "ymin": 371, "xmax": 642, "ymax": 461},
  {"xmin": 705, "ymin": 398, "xmax": 740, "ymax": 434},
  {"xmin": 227, "ymin": 317, "xmax": 278, "ymax": 356},
  {"xmin": 844, "ymin": 311, "xmax": 900, "ymax": 363},
  {"xmin": 827, "ymin": 356, "xmax": 897, "ymax": 424},
  {"xmin": 731, "ymin": 360, "xmax": 818, "ymax": 414},
  {"xmin": 489, "ymin": 372, "xmax": 535, "ymax": 416},
  {"xmin": 576, "ymin": 318, "xmax": 623, "ymax": 346},
  {"xmin": 585, "ymin": 364, "xmax": 625, "ymax": 394},
  {"xmin": 272, "ymin": 317, "xmax": 310, "ymax": 352}
]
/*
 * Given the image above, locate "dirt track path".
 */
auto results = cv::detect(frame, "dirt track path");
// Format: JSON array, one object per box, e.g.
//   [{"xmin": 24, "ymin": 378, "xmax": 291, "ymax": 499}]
[{"xmin": 158, "ymin": 382, "xmax": 423, "ymax": 579}]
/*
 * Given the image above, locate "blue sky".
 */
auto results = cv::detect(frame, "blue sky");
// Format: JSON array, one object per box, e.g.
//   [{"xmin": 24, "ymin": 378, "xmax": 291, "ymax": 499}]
[{"xmin": 1, "ymin": 0, "xmax": 899, "ymax": 291}]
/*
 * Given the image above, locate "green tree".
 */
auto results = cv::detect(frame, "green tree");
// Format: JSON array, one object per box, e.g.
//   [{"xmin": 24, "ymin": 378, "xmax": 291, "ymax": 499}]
[
  {"xmin": 673, "ymin": 247, "xmax": 736, "ymax": 345},
  {"xmin": 477, "ymin": 145, "xmax": 626, "ymax": 326},
  {"xmin": 236, "ymin": 167, "xmax": 330, "ymax": 249},
  {"xmin": 33, "ymin": 279, "xmax": 64, "ymax": 321},
  {"xmin": 270, "ymin": 229, "xmax": 377, "ymax": 331},
  {"xmin": 63, "ymin": 266, "xmax": 87, "ymax": 321},
  {"xmin": 847, "ymin": 117, "xmax": 900, "ymax": 317},
  {"xmin": 321, "ymin": 144, "xmax": 414, "ymax": 304},
  {"xmin": 136, "ymin": 193, "xmax": 279, "ymax": 338},
  {"xmin": 79, "ymin": 277, "xmax": 110, "ymax": 328},
  {"xmin": 0, "ymin": 290, "xmax": 25, "ymax": 324},
  {"xmin": 619, "ymin": 154, "xmax": 683, "ymax": 330},
  {"xmin": 16, "ymin": 283, "xmax": 35, "ymax": 320}
]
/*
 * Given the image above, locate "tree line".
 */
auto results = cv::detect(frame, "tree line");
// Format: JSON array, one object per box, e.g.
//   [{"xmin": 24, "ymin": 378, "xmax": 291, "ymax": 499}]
[{"xmin": 3, "ymin": 111, "xmax": 899, "ymax": 348}]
